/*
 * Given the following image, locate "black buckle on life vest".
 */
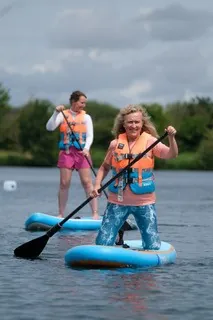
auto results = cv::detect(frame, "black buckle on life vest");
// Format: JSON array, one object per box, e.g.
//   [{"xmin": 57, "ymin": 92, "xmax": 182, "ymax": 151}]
[
  {"xmin": 127, "ymin": 177, "xmax": 138, "ymax": 184},
  {"xmin": 124, "ymin": 154, "xmax": 134, "ymax": 159}
]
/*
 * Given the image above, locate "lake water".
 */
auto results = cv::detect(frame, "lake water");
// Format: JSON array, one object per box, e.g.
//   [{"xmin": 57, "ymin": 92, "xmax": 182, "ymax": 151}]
[{"xmin": 0, "ymin": 167, "xmax": 212, "ymax": 320}]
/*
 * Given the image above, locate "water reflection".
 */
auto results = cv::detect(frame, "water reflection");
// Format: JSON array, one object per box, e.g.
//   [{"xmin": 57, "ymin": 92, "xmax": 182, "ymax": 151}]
[{"xmin": 97, "ymin": 269, "xmax": 168, "ymax": 320}]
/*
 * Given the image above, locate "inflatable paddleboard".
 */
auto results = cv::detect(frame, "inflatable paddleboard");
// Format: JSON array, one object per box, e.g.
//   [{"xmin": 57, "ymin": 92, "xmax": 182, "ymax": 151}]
[
  {"xmin": 25, "ymin": 212, "xmax": 137, "ymax": 232},
  {"xmin": 65, "ymin": 240, "xmax": 176, "ymax": 268}
]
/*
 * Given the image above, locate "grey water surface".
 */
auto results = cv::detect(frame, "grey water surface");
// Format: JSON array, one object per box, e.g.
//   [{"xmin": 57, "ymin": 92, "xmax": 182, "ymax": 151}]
[{"xmin": 0, "ymin": 167, "xmax": 212, "ymax": 320}]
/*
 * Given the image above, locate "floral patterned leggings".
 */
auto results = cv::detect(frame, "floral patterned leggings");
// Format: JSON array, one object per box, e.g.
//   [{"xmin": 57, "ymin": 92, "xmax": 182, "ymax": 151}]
[{"xmin": 96, "ymin": 202, "xmax": 161, "ymax": 250}]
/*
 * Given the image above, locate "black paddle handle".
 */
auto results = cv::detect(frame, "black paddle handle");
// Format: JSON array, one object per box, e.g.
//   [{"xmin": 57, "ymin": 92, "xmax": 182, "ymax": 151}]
[
  {"xmin": 61, "ymin": 110, "xmax": 108, "ymax": 199},
  {"xmin": 46, "ymin": 131, "xmax": 168, "ymax": 238}
]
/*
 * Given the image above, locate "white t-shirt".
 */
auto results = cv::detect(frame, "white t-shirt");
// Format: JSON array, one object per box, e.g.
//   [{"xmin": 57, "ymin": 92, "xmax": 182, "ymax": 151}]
[{"xmin": 46, "ymin": 110, "xmax": 94, "ymax": 151}]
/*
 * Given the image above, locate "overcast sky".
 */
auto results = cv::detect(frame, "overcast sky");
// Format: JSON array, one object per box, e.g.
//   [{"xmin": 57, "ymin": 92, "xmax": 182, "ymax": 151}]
[{"xmin": 1, "ymin": 0, "xmax": 213, "ymax": 108}]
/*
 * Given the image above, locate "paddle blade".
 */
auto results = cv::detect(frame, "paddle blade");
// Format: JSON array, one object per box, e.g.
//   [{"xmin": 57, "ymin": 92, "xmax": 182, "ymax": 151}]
[{"xmin": 14, "ymin": 234, "xmax": 49, "ymax": 259}]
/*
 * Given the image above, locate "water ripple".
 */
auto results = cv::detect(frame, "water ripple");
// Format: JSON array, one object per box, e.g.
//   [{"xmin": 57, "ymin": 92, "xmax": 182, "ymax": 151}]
[{"xmin": 1, "ymin": 168, "xmax": 213, "ymax": 320}]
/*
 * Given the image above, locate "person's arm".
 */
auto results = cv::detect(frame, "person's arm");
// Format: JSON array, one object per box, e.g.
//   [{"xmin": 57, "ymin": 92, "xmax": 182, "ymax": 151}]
[
  {"xmin": 84, "ymin": 114, "xmax": 93, "ymax": 151},
  {"xmin": 93, "ymin": 162, "xmax": 111, "ymax": 194},
  {"xmin": 46, "ymin": 109, "xmax": 64, "ymax": 131},
  {"xmin": 166, "ymin": 136, "xmax": 178, "ymax": 158},
  {"xmin": 91, "ymin": 140, "xmax": 117, "ymax": 197},
  {"xmin": 152, "ymin": 126, "xmax": 178, "ymax": 159}
]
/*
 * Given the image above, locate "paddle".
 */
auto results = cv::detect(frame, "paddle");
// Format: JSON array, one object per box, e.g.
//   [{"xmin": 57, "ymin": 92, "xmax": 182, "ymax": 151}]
[
  {"xmin": 14, "ymin": 131, "xmax": 168, "ymax": 259},
  {"xmin": 61, "ymin": 110, "xmax": 108, "ymax": 199}
]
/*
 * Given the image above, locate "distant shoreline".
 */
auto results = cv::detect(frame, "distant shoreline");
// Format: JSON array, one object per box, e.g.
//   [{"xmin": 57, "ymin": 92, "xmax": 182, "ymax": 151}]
[{"xmin": 0, "ymin": 150, "xmax": 208, "ymax": 170}]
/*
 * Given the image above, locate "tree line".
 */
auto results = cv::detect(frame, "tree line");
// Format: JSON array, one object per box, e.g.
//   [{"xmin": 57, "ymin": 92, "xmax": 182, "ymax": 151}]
[{"xmin": 0, "ymin": 82, "xmax": 213, "ymax": 170}]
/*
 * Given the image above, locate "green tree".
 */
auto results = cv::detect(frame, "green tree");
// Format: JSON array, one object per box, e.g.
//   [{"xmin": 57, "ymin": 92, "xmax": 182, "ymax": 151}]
[
  {"xmin": 165, "ymin": 97, "xmax": 213, "ymax": 152},
  {"xmin": 179, "ymin": 114, "xmax": 209, "ymax": 151},
  {"xmin": 86, "ymin": 101, "xmax": 119, "ymax": 149},
  {"xmin": 93, "ymin": 121, "xmax": 114, "ymax": 149},
  {"xmin": 144, "ymin": 103, "xmax": 168, "ymax": 134},
  {"xmin": 0, "ymin": 108, "xmax": 21, "ymax": 150},
  {"xmin": 0, "ymin": 83, "xmax": 12, "ymax": 148},
  {"xmin": 165, "ymin": 101, "xmax": 185, "ymax": 130},
  {"xmin": 86, "ymin": 100, "xmax": 119, "ymax": 122},
  {"xmin": 0, "ymin": 83, "xmax": 10, "ymax": 119},
  {"xmin": 18, "ymin": 99, "xmax": 58, "ymax": 165},
  {"xmin": 197, "ymin": 130, "xmax": 213, "ymax": 170}
]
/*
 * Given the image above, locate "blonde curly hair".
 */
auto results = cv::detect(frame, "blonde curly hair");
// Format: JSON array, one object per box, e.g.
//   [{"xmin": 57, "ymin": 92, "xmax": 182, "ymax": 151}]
[{"xmin": 112, "ymin": 104, "xmax": 159, "ymax": 138}]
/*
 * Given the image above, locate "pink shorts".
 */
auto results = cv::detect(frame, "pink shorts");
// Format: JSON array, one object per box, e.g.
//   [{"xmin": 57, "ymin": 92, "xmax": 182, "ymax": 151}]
[{"xmin": 57, "ymin": 146, "xmax": 91, "ymax": 170}]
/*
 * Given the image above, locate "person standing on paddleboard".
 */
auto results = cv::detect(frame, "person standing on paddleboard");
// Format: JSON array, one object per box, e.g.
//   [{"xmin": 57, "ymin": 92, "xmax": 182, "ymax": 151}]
[
  {"xmin": 91, "ymin": 104, "xmax": 178, "ymax": 249},
  {"xmin": 46, "ymin": 90, "xmax": 99, "ymax": 219}
]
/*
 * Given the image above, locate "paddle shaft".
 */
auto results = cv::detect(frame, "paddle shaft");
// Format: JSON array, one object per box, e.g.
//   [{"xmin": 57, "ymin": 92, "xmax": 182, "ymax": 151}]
[
  {"xmin": 46, "ymin": 131, "xmax": 168, "ymax": 238},
  {"xmin": 61, "ymin": 110, "xmax": 108, "ymax": 199}
]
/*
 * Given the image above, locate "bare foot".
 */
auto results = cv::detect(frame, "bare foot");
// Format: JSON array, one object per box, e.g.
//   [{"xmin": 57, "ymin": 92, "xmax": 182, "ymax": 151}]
[
  {"xmin": 92, "ymin": 213, "xmax": 100, "ymax": 220},
  {"xmin": 57, "ymin": 214, "xmax": 63, "ymax": 218}
]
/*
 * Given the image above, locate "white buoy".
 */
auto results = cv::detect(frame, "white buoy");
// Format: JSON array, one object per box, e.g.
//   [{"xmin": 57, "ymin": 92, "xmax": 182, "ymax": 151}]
[{"xmin": 3, "ymin": 180, "xmax": 17, "ymax": 192}]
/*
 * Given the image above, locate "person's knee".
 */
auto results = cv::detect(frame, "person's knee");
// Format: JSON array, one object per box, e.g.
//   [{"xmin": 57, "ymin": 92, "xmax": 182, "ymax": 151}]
[
  {"xmin": 81, "ymin": 178, "xmax": 92, "ymax": 190},
  {"xmin": 60, "ymin": 179, "xmax": 70, "ymax": 190}
]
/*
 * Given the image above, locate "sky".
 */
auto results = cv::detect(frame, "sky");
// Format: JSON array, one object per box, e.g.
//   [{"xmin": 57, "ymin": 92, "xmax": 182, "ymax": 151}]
[{"xmin": 1, "ymin": 0, "xmax": 213, "ymax": 108}]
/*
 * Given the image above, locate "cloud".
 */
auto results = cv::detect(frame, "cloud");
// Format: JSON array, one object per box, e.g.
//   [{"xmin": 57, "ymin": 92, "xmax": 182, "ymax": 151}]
[
  {"xmin": 1, "ymin": 38, "xmax": 212, "ymax": 107},
  {"xmin": 136, "ymin": 3, "xmax": 213, "ymax": 41},
  {"xmin": 1, "ymin": 1, "xmax": 213, "ymax": 108},
  {"xmin": 120, "ymin": 80, "xmax": 152, "ymax": 99},
  {"xmin": 50, "ymin": 4, "xmax": 213, "ymax": 52},
  {"xmin": 50, "ymin": 8, "xmax": 150, "ymax": 50}
]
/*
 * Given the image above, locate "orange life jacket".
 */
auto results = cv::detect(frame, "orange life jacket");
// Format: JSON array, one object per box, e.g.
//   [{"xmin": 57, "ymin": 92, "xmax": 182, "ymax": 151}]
[
  {"xmin": 108, "ymin": 132, "xmax": 155, "ymax": 199},
  {"xmin": 59, "ymin": 109, "xmax": 87, "ymax": 150}
]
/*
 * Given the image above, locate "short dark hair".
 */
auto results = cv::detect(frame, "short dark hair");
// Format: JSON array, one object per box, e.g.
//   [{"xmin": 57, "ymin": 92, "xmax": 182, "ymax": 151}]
[{"xmin": 69, "ymin": 90, "xmax": 87, "ymax": 103}]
